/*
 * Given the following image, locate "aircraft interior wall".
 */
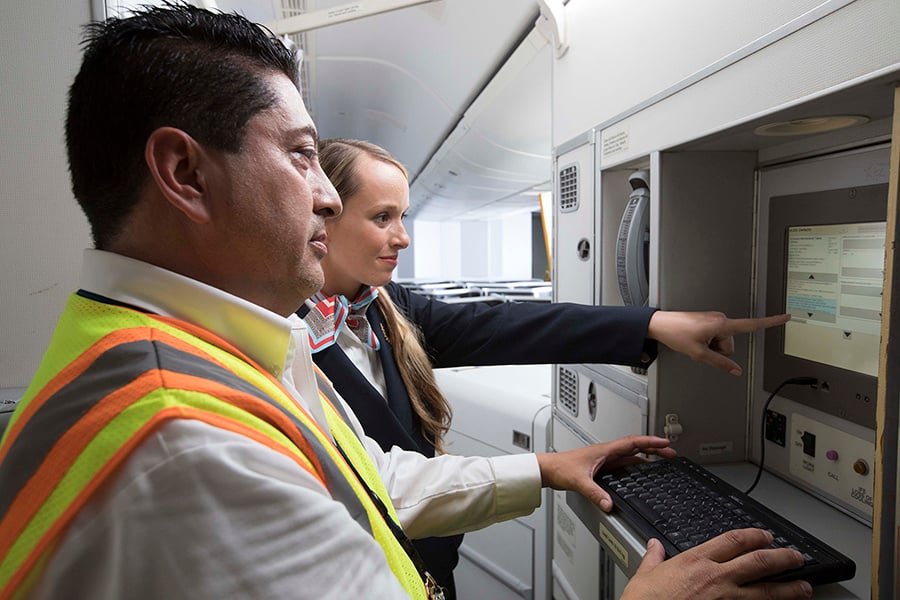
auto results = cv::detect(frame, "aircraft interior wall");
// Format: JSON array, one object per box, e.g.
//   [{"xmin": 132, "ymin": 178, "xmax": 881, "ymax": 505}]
[
  {"xmin": 0, "ymin": 2, "xmax": 91, "ymax": 389},
  {"xmin": 550, "ymin": 1, "xmax": 899, "ymax": 599}
]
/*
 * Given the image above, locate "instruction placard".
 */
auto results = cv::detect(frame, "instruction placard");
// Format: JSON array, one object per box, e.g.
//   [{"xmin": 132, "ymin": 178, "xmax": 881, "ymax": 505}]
[{"xmin": 601, "ymin": 127, "xmax": 630, "ymax": 159}]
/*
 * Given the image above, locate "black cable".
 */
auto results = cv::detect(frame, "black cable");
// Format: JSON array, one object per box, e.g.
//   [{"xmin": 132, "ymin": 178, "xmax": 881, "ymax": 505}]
[{"xmin": 744, "ymin": 376, "xmax": 818, "ymax": 495}]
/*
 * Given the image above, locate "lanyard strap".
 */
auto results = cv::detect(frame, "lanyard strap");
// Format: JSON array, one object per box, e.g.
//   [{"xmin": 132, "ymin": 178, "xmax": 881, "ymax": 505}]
[{"xmin": 333, "ymin": 441, "xmax": 445, "ymax": 600}]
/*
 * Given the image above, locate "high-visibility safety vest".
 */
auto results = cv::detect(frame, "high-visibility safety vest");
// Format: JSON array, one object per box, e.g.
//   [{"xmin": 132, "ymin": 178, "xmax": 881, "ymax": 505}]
[{"xmin": 0, "ymin": 292, "xmax": 426, "ymax": 599}]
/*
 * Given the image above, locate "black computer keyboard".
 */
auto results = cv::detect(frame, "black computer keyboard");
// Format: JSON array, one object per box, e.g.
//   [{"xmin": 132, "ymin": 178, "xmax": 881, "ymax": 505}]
[{"xmin": 595, "ymin": 457, "xmax": 856, "ymax": 586}]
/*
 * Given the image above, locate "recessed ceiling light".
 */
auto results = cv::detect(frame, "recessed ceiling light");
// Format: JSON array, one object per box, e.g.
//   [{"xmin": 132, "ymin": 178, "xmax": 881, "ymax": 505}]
[{"xmin": 754, "ymin": 115, "xmax": 869, "ymax": 136}]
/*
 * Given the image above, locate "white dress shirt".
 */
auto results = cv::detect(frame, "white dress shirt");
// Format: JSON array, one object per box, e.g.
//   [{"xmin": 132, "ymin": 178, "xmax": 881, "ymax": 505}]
[
  {"xmin": 335, "ymin": 320, "xmax": 389, "ymax": 398},
  {"xmin": 33, "ymin": 250, "xmax": 541, "ymax": 600}
]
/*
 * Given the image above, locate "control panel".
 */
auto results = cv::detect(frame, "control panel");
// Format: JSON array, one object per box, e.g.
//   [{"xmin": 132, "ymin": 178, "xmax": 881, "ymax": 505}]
[{"xmin": 788, "ymin": 413, "xmax": 874, "ymax": 522}]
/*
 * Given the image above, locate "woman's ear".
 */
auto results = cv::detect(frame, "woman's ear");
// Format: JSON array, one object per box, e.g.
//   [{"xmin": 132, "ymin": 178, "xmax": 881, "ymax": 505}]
[{"xmin": 144, "ymin": 127, "xmax": 212, "ymax": 224}]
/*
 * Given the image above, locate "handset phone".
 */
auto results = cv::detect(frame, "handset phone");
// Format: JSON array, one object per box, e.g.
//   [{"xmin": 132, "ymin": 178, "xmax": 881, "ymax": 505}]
[{"xmin": 615, "ymin": 170, "xmax": 650, "ymax": 307}]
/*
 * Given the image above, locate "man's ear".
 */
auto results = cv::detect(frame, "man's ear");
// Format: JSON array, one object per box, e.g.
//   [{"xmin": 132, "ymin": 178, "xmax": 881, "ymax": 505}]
[{"xmin": 145, "ymin": 127, "xmax": 213, "ymax": 224}]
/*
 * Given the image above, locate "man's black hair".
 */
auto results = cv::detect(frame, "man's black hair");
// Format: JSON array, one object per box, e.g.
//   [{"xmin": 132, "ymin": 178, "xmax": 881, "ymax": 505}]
[{"xmin": 65, "ymin": 2, "xmax": 300, "ymax": 248}]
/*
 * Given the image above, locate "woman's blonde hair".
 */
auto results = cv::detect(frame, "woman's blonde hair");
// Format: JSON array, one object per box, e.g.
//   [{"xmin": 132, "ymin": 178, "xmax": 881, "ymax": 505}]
[{"xmin": 318, "ymin": 138, "xmax": 452, "ymax": 453}]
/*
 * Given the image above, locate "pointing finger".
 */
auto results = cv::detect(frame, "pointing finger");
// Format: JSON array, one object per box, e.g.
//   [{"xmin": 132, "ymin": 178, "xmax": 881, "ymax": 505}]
[{"xmin": 723, "ymin": 314, "xmax": 790, "ymax": 336}]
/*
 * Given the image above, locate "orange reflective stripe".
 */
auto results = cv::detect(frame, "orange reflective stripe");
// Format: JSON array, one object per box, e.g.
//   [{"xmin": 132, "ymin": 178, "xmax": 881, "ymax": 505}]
[
  {"xmin": 0, "ymin": 328, "xmax": 148, "ymax": 460},
  {"xmin": 0, "ymin": 325, "xmax": 235, "ymax": 461},
  {"xmin": 2, "ymin": 324, "xmax": 327, "ymax": 492},
  {"xmin": 0, "ymin": 371, "xmax": 160, "ymax": 556},
  {"xmin": 151, "ymin": 314, "xmax": 289, "ymax": 389},
  {"xmin": 0, "ymin": 367, "xmax": 328, "ymax": 558},
  {"xmin": 0, "ymin": 405, "xmax": 325, "ymax": 600},
  {"xmin": 156, "ymin": 371, "xmax": 326, "ymax": 481},
  {"xmin": 151, "ymin": 314, "xmax": 249, "ymax": 356},
  {"xmin": 148, "ymin": 315, "xmax": 341, "ymax": 465}
]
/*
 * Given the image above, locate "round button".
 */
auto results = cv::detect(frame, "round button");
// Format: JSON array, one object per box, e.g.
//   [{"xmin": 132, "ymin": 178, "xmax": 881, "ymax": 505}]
[
  {"xmin": 853, "ymin": 459, "xmax": 869, "ymax": 476},
  {"xmin": 825, "ymin": 450, "xmax": 839, "ymax": 461}
]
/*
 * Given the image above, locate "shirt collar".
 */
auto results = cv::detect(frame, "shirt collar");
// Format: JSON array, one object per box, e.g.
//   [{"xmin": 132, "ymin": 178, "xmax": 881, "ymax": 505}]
[{"xmin": 80, "ymin": 249, "xmax": 298, "ymax": 379}]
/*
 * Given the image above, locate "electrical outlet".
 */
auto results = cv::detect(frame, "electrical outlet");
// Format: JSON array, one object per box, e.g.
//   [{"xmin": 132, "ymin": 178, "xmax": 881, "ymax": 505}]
[{"xmin": 765, "ymin": 409, "xmax": 786, "ymax": 447}]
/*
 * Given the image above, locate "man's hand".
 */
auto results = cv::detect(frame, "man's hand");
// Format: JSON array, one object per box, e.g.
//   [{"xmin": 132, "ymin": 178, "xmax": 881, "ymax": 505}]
[
  {"xmin": 647, "ymin": 312, "xmax": 791, "ymax": 376},
  {"xmin": 536, "ymin": 435, "xmax": 676, "ymax": 511},
  {"xmin": 621, "ymin": 529, "xmax": 813, "ymax": 600}
]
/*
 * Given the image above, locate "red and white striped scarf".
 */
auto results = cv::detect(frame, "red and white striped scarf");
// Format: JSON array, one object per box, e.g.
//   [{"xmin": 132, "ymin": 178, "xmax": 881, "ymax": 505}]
[{"xmin": 305, "ymin": 286, "xmax": 380, "ymax": 352}]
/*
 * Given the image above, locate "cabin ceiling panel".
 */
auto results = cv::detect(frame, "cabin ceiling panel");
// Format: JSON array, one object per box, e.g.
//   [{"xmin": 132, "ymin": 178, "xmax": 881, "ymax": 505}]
[
  {"xmin": 218, "ymin": 0, "xmax": 548, "ymax": 221},
  {"xmin": 260, "ymin": 0, "xmax": 550, "ymax": 218},
  {"xmin": 304, "ymin": 60, "xmax": 450, "ymax": 174},
  {"xmin": 297, "ymin": 1, "xmax": 540, "ymax": 175}
]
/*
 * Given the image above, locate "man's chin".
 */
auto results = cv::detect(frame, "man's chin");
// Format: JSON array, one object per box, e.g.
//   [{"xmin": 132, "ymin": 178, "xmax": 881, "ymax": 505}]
[{"xmin": 298, "ymin": 272, "xmax": 325, "ymax": 303}]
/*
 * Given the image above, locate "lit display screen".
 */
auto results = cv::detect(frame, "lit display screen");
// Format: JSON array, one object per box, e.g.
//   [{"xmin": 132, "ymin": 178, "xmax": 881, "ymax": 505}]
[{"xmin": 783, "ymin": 221, "xmax": 885, "ymax": 377}]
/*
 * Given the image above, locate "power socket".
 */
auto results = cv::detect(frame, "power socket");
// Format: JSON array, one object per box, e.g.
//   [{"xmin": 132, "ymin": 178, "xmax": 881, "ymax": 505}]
[{"xmin": 765, "ymin": 409, "xmax": 786, "ymax": 447}]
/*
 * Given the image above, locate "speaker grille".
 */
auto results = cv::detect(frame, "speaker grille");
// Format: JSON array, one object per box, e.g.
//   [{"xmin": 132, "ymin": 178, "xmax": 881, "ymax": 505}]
[
  {"xmin": 559, "ymin": 165, "xmax": 579, "ymax": 213},
  {"xmin": 557, "ymin": 367, "xmax": 578, "ymax": 416}
]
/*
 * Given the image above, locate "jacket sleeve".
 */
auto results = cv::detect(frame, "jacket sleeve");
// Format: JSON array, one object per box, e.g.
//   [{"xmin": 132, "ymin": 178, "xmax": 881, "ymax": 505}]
[{"xmin": 385, "ymin": 282, "xmax": 658, "ymax": 369}]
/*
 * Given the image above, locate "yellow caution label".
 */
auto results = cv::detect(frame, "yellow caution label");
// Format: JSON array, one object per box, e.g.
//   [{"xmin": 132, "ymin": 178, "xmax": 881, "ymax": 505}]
[{"xmin": 597, "ymin": 521, "xmax": 628, "ymax": 569}]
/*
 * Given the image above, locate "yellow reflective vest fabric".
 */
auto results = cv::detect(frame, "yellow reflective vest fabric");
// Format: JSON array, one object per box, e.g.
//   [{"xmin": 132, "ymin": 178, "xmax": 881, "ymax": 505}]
[{"xmin": 0, "ymin": 293, "xmax": 426, "ymax": 599}]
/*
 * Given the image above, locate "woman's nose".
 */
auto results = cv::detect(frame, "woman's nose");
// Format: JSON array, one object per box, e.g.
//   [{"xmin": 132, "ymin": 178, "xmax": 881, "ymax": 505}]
[{"xmin": 393, "ymin": 223, "xmax": 410, "ymax": 249}]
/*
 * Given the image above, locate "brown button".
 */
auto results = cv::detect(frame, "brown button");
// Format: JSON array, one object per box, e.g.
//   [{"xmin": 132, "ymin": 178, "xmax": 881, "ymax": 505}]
[{"xmin": 853, "ymin": 459, "xmax": 869, "ymax": 476}]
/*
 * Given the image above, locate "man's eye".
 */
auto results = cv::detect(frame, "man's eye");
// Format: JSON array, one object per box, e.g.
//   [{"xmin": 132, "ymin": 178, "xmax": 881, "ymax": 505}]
[{"xmin": 293, "ymin": 147, "xmax": 318, "ymax": 160}]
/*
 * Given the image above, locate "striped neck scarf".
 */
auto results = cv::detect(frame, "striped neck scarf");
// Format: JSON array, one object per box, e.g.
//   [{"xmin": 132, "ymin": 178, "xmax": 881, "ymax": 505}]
[{"xmin": 306, "ymin": 286, "xmax": 381, "ymax": 353}]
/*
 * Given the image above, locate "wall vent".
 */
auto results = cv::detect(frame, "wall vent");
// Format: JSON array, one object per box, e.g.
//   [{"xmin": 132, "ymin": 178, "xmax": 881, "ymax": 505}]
[
  {"xmin": 558, "ymin": 164, "xmax": 579, "ymax": 213},
  {"xmin": 557, "ymin": 367, "xmax": 578, "ymax": 417}
]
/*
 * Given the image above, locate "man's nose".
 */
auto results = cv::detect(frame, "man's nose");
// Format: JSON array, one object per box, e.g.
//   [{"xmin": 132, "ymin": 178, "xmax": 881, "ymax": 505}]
[{"xmin": 314, "ymin": 170, "xmax": 342, "ymax": 218}]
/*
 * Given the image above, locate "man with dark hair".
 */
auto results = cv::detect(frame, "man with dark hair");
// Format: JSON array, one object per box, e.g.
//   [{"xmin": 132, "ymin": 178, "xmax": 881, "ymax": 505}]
[
  {"xmin": 66, "ymin": 6, "xmax": 301, "ymax": 250},
  {"xmin": 0, "ymin": 4, "xmax": 811, "ymax": 599}
]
